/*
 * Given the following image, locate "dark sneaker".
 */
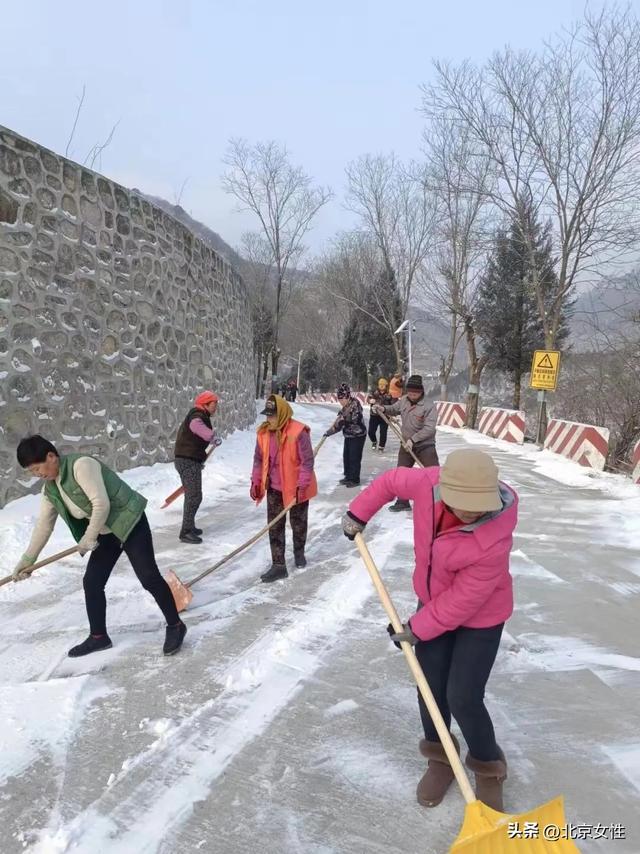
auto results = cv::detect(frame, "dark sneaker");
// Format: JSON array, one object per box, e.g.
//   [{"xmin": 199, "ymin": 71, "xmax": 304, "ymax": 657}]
[
  {"xmin": 163, "ymin": 621, "xmax": 187, "ymax": 656},
  {"xmin": 343, "ymin": 480, "xmax": 360, "ymax": 488},
  {"xmin": 180, "ymin": 531, "xmax": 203, "ymax": 544},
  {"xmin": 338, "ymin": 477, "xmax": 349, "ymax": 485},
  {"xmin": 68, "ymin": 634, "xmax": 113, "ymax": 658},
  {"xmin": 389, "ymin": 500, "xmax": 411, "ymax": 512},
  {"xmin": 260, "ymin": 564, "xmax": 288, "ymax": 583},
  {"xmin": 378, "ymin": 447, "xmax": 386, "ymax": 453},
  {"xmin": 371, "ymin": 442, "xmax": 377, "ymax": 450},
  {"xmin": 294, "ymin": 551, "xmax": 307, "ymax": 568},
  {"xmin": 192, "ymin": 527, "xmax": 203, "ymax": 536}
]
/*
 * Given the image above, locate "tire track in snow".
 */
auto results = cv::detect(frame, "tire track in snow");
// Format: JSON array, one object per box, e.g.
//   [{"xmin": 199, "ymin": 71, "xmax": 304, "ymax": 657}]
[{"xmin": 30, "ymin": 534, "xmax": 396, "ymax": 854}]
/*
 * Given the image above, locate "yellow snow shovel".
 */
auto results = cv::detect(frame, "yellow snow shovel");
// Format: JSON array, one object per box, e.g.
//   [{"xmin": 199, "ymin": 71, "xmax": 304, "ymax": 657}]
[
  {"xmin": 166, "ymin": 435, "xmax": 328, "ymax": 611},
  {"xmin": 353, "ymin": 532, "xmax": 580, "ymax": 854}
]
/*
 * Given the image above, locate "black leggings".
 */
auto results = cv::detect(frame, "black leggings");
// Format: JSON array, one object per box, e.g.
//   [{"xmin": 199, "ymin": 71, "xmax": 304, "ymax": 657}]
[
  {"xmin": 83, "ymin": 513, "xmax": 179, "ymax": 634},
  {"xmin": 368, "ymin": 414, "xmax": 388, "ymax": 448},
  {"xmin": 414, "ymin": 623, "xmax": 504, "ymax": 761},
  {"xmin": 343, "ymin": 434, "xmax": 366, "ymax": 482}
]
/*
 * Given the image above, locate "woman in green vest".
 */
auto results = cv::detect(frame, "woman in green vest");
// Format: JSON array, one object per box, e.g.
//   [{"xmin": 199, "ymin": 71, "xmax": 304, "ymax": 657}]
[{"xmin": 12, "ymin": 435, "xmax": 187, "ymax": 658}]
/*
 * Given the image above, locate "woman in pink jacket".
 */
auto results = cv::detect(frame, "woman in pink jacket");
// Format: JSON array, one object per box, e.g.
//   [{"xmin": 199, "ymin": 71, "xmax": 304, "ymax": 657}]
[{"xmin": 342, "ymin": 448, "xmax": 517, "ymax": 812}]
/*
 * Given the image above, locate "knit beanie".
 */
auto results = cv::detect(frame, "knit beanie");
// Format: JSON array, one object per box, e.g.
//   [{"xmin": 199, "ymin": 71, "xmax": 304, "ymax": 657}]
[{"xmin": 405, "ymin": 375, "xmax": 424, "ymax": 391}]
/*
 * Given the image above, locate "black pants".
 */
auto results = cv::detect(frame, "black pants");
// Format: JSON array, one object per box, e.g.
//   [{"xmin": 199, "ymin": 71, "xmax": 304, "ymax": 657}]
[
  {"xmin": 174, "ymin": 457, "xmax": 203, "ymax": 535},
  {"xmin": 83, "ymin": 514, "xmax": 180, "ymax": 634},
  {"xmin": 343, "ymin": 434, "xmax": 366, "ymax": 483},
  {"xmin": 368, "ymin": 414, "xmax": 388, "ymax": 448},
  {"xmin": 414, "ymin": 623, "xmax": 504, "ymax": 761},
  {"xmin": 397, "ymin": 443, "xmax": 439, "ymax": 468},
  {"xmin": 266, "ymin": 488, "xmax": 309, "ymax": 565}
]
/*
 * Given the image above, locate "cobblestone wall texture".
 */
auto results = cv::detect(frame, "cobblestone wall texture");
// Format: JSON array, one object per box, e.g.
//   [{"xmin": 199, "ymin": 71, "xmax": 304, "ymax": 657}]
[{"xmin": 0, "ymin": 126, "xmax": 254, "ymax": 507}]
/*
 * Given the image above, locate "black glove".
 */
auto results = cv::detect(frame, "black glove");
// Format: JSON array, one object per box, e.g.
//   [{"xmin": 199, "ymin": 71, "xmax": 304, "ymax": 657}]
[
  {"xmin": 342, "ymin": 511, "xmax": 366, "ymax": 540},
  {"xmin": 387, "ymin": 622, "xmax": 419, "ymax": 649}
]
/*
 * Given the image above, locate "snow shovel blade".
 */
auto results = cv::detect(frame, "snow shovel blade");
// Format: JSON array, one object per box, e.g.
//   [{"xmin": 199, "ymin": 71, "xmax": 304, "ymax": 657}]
[
  {"xmin": 166, "ymin": 570, "xmax": 193, "ymax": 612},
  {"xmin": 450, "ymin": 796, "xmax": 580, "ymax": 852}
]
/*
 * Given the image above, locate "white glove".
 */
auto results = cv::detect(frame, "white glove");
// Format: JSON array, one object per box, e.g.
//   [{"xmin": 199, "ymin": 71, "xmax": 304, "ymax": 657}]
[
  {"xmin": 12, "ymin": 555, "xmax": 35, "ymax": 582},
  {"xmin": 372, "ymin": 404, "xmax": 384, "ymax": 415},
  {"xmin": 78, "ymin": 536, "xmax": 99, "ymax": 557},
  {"xmin": 405, "ymin": 438, "xmax": 414, "ymax": 451}
]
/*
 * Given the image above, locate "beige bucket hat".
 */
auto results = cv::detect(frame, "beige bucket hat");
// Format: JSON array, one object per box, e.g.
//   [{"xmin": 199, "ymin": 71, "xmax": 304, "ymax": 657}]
[{"xmin": 439, "ymin": 449, "xmax": 502, "ymax": 513}]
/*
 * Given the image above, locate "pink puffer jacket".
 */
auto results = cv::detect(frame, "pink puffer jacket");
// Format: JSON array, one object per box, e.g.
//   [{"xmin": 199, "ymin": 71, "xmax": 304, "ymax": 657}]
[{"xmin": 348, "ymin": 466, "xmax": 518, "ymax": 641}]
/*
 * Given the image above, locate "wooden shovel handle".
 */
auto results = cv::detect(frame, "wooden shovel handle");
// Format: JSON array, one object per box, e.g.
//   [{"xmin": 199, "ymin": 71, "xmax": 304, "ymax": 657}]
[
  {"xmin": 377, "ymin": 410, "xmax": 424, "ymax": 468},
  {"xmin": 188, "ymin": 435, "xmax": 327, "ymax": 588},
  {"xmin": 0, "ymin": 546, "xmax": 80, "ymax": 588},
  {"xmin": 353, "ymin": 533, "xmax": 476, "ymax": 805},
  {"xmin": 161, "ymin": 445, "xmax": 218, "ymax": 508}
]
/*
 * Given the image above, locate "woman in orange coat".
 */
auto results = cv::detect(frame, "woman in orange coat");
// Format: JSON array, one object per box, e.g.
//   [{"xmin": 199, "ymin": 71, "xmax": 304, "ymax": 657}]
[{"xmin": 250, "ymin": 395, "xmax": 317, "ymax": 582}]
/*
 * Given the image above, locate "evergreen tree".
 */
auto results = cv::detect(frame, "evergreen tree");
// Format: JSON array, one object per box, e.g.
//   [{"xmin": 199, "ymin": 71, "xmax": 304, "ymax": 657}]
[
  {"xmin": 339, "ymin": 269, "xmax": 403, "ymax": 388},
  {"xmin": 476, "ymin": 203, "xmax": 571, "ymax": 408}
]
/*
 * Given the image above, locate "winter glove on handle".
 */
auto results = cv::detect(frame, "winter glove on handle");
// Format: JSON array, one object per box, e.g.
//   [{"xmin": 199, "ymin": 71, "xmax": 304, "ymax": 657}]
[
  {"xmin": 387, "ymin": 621, "xmax": 419, "ymax": 649},
  {"xmin": 372, "ymin": 404, "xmax": 384, "ymax": 415},
  {"xmin": 77, "ymin": 536, "xmax": 99, "ymax": 557},
  {"xmin": 213, "ymin": 437, "xmax": 222, "ymax": 448},
  {"xmin": 12, "ymin": 555, "xmax": 36, "ymax": 582},
  {"xmin": 404, "ymin": 438, "xmax": 413, "ymax": 451},
  {"xmin": 342, "ymin": 511, "xmax": 367, "ymax": 541}
]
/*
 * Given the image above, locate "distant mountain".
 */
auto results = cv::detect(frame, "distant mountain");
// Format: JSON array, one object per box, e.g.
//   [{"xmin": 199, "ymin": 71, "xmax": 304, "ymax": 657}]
[{"xmin": 571, "ymin": 273, "xmax": 640, "ymax": 349}]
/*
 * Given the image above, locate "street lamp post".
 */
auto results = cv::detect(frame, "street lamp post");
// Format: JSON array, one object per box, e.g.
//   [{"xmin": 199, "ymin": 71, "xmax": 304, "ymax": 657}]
[
  {"xmin": 394, "ymin": 319, "xmax": 413, "ymax": 375},
  {"xmin": 296, "ymin": 349, "xmax": 303, "ymax": 390}
]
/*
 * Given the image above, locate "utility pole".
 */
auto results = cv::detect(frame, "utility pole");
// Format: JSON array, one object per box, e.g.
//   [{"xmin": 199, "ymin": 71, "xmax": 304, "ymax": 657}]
[{"xmin": 296, "ymin": 349, "xmax": 303, "ymax": 390}]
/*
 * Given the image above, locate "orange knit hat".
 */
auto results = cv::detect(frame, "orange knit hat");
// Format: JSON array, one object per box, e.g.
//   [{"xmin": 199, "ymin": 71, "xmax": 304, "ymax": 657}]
[{"xmin": 194, "ymin": 390, "xmax": 219, "ymax": 408}]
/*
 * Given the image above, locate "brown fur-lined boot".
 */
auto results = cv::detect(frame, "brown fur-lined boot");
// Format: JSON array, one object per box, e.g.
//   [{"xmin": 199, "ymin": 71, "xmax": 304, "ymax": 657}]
[
  {"xmin": 416, "ymin": 734, "xmax": 460, "ymax": 807},
  {"xmin": 465, "ymin": 746, "xmax": 508, "ymax": 811}
]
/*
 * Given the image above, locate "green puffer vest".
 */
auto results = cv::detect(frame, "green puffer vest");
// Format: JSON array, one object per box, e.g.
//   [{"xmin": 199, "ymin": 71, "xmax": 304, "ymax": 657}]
[{"xmin": 44, "ymin": 454, "xmax": 147, "ymax": 544}]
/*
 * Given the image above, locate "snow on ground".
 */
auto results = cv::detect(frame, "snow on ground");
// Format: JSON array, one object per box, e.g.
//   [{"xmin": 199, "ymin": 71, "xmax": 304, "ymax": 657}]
[{"xmin": 0, "ymin": 403, "xmax": 639, "ymax": 853}]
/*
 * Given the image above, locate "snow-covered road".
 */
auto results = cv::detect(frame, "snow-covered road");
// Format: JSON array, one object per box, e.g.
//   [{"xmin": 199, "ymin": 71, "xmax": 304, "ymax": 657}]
[{"xmin": 1, "ymin": 403, "xmax": 639, "ymax": 853}]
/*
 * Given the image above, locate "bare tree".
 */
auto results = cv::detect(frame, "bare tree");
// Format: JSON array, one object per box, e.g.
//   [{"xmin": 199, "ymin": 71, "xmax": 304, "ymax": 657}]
[
  {"xmin": 84, "ymin": 120, "xmax": 120, "ymax": 170},
  {"xmin": 65, "ymin": 85, "xmax": 86, "ymax": 158},
  {"xmin": 222, "ymin": 139, "xmax": 332, "ymax": 380},
  {"xmin": 423, "ymin": 6, "xmax": 640, "ymax": 432},
  {"xmin": 420, "ymin": 118, "xmax": 491, "ymax": 424},
  {"xmin": 344, "ymin": 153, "xmax": 436, "ymax": 371}
]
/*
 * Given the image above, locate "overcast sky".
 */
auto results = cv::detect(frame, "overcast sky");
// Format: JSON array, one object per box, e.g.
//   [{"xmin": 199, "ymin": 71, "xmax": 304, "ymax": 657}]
[{"xmin": 3, "ymin": 0, "xmax": 594, "ymax": 254}]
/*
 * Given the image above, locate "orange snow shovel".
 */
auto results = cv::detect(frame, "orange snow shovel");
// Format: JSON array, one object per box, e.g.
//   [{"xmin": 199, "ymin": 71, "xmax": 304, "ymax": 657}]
[
  {"xmin": 161, "ymin": 446, "xmax": 217, "ymax": 509},
  {"xmin": 0, "ymin": 546, "xmax": 80, "ymax": 588},
  {"xmin": 166, "ymin": 435, "xmax": 328, "ymax": 611},
  {"xmin": 353, "ymin": 532, "xmax": 580, "ymax": 854}
]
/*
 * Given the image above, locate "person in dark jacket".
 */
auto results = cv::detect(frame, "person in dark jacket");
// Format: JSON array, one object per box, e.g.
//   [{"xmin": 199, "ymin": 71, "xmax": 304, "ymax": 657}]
[
  {"xmin": 324, "ymin": 383, "xmax": 367, "ymax": 487},
  {"xmin": 173, "ymin": 391, "xmax": 221, "ymax": 543},
  {"xmin": 367, "ymin": 377, "xmax": 393, "ymax": 452},
  {"xmin": 12, "ymin": 435, "xmax": 187, "ymax": 657},
  {"xmin": 373, "ymin": 374, "xmax": 438, "ymax": 511}
]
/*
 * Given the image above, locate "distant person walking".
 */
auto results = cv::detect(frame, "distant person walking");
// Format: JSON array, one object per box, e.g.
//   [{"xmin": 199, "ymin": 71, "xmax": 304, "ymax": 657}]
[
  {"xmin": 367, "ymin": 377, "xmax": 393, "ymax": 452},
  {"xmin": 324, "ymin": 383, "xmax": 367, "ymax": 487},
  {"xmin": 173, "ymin": 391, "xmax": 221, "ymax": 543},
  {"xmin": 389, "ymin": 372, "xmax": 404, "ymax": 400}
]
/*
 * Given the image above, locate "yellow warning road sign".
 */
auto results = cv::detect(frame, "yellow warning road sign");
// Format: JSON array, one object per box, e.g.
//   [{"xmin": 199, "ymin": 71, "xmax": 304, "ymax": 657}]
[{"xmin": 530, "ymin": 349, "xmax": 561, "ymax": 390}]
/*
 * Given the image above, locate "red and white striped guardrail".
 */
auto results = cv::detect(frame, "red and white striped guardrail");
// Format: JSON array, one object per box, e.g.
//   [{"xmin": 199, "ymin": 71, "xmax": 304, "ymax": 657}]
[
  {"xmin": 632, "ymin": 439, "xmax": 640, "ymax": 484},
  {"xmin": 544, "ymin": 418, "xmax": 610, "ymax": 471},
  {"xmin": 435, "ymin": 401, "xmax": 467, "ymax": 429},
  {"xmin": 478, "ymin": 407, "xmax": 525, "ymax": 444}
]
